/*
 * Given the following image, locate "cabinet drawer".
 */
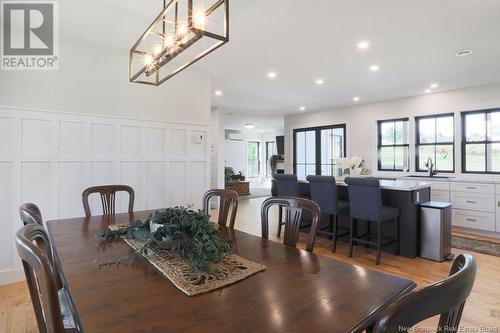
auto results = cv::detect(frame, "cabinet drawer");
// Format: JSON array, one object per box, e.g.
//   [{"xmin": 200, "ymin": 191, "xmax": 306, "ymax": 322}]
[
  {"xmin": 451, "ymin": 182, "xmax": 494, "ymax": 194},
  {"xmin": 452, "ymin": 209, "xmax": 495, "ymax": 231},
  {"xmin": 431, "ymin": 190, "xmax": 450, "ymax": 202},
  {"xmin": 430, "ymin": 181, "xmax": 450, "ymax": 192},
  {"xmin": 451, "ymin": 192, "xmax": 495, "ymax": 212}
]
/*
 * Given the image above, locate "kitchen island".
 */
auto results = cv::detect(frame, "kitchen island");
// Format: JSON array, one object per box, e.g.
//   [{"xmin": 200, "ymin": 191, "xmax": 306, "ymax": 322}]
[{"xmin": 296, "ymin": 178, "xmax": 431, "ymax": 258}]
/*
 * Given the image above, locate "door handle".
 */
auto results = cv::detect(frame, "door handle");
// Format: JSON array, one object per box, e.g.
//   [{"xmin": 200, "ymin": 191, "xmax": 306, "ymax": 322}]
[
  {"xmin": 466, "ymin": 218, "xmax": 477, "ymax": 222},
  {"xmin": 466, "ymin": 200, "xmax": 476, "ymax": 204}
]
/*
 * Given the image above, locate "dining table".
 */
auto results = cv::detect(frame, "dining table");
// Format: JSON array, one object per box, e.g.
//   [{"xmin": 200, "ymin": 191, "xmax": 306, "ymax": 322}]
[{"xmin": 46, "ymin": 210, "xmax": 416, "ymax": 333}]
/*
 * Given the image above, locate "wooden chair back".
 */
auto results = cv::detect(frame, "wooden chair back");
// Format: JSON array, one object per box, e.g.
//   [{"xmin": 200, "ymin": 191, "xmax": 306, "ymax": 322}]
[
  {"xmin": 202, "ymin": 189, "xmax": 239, "ymax": 228},
  {"xmin": 19, "ymin": 203, "xmax": 43, "ymax": 225},
  {"xmin": 261, "ymin": 196, "xmax": 321, "ymax": 252},
  {"xmin": 82, "ymin": 185, "xmax": 135, "ymax": 217},
  {"xmin": 16, "ymin": 224, "xmax": 65, "ymax": 333},
  {"xmin": 373, "ymin": 253, "xmax": 477, "ymax": 333}
]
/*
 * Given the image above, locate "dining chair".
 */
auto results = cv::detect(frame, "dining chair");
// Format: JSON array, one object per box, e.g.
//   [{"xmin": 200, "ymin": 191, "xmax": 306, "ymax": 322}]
[
  {"xmin": 202, "ymin": 189, "xmax": 239, "ymax": 228},
  {"xmin": 273, "ymin": 174, "xmax": 299, "ymax": 237},
  {"xmin": 261, "ymin": 196, "xmax": 321, "ymax": 252},
  {"xmin": 345, "ymin": 177, "xmax": 399, "ymax": 265},
  {"xmin": 306, "ymin": 175, "xmax": 350, "ymax": 252},
  {"xmin": 19, "ymin": 202, "xmax": 43, "ymax": 225},
  {"xmin": 82, "ymin": 185, "xmax": 135, "ymax": 218},
  {"xmin": 16, "ymin": 224, "xmax": 78, "ymax": 332},
  {"xmin": 372, "ymin": 253, "xmax": 476, "ymax": 333}
]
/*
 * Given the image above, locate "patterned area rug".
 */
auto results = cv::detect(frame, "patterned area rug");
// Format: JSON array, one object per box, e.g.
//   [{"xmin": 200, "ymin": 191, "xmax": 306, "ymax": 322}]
[
  {"xmin": 452, "ymin": 235, "xmax": 500, "ymax": 257},
  {"xmin": 122, "ymin": 237, "xmax": 266, "ymax": 296}
]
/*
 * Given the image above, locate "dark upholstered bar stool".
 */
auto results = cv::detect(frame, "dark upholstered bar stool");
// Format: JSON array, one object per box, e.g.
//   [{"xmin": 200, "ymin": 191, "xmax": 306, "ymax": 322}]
[
  {"xmin": 373, "ymin": 253, "xmax": 476, "ymax": 332},
  {"xmin": 345, "ymin": 177, "xmax": 399, "ymax": 265},
  {"xmin": 306, "ymin": 175, "xmax": 349, "ymax": 252},
  {"xmin": 273, "ymin": 174, "xmax": 299, "ymax": 238}
]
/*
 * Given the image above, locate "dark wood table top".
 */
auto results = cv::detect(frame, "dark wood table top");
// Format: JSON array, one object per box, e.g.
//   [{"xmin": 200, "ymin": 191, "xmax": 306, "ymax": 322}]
[{"xmin": 46, "ymin": 210, "xmax": 416, "ymax": 333}]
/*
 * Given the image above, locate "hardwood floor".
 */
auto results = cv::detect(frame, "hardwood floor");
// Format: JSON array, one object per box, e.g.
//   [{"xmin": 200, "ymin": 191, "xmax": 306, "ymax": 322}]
[{"xmin": 1, "ymin": 197, "xmax": 499, "ymax": 332}]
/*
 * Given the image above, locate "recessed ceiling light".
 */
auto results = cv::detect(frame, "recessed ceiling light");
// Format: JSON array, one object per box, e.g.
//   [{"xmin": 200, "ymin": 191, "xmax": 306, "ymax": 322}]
[
  {"xmin": 299, "ymin": 106, "xmax": 306, "ymax": 111},
  {"xmin": 430, "ymin": 83, "xmax": 439, "ymax": 89},
  {"xmin": 369, "ymin": 65, "xmax": 380, "ymax": 72},
  {"xmin": 315, "ymin": 78, "xmax": 325, "ymax": 85},
  {"xmin": 456, "ymin": 49, "xmax": 472, "ymax": 57},
  {"xmin": 267, "ymin": 71, "xmax": 277, "ymax": 79},
  {"xmin": 214, "ymin": 90, "xmax": 223, "ymax": 96},
  {"xmin": 425, "ymin": 89, "xmax": 432, "ymax": 94},
  {"xmin": 357, "ymin": 41, "xmax": 370, "ymax": 50},
  {"xmin": 244, "ymin": 124, "xmax": 255, "ymax": 129},
  {"xmin": 353, "ymin": 96, "xmax": 360, "ymax": 102}
]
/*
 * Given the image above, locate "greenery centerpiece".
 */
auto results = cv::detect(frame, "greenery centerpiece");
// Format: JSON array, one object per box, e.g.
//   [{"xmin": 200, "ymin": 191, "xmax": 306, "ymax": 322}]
[{"xmin": 96, "ymin": 207, "xmax": 231, "ymax": 274}]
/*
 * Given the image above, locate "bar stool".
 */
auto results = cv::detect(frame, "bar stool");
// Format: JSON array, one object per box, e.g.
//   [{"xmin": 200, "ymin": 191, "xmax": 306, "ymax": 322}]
[
  {"xmin": 345, "ymin": 177, "xmax": 399, "ymax": 265},
  {"xmin": 306, "ymin": 175, "xmax": 350, "ymax": 252},
  {"xmin": 273, "ymin": 174, "xmax": 299, "ymax": 238}
]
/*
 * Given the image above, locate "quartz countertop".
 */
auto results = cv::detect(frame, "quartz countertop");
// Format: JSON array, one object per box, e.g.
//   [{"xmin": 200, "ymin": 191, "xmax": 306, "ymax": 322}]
[
  {"xmin": 399, "ymin": 175, "xmax": 500, "ymax": 184},
  {"xmin": 334, "ymin": 178, "xmax": 431, "ymax": 192}
]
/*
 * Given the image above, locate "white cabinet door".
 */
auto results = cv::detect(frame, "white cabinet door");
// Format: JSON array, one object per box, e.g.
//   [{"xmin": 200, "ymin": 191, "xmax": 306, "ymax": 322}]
[{"xmin": 431, "ymin": 190, "xmax": 450, "ymax": 202}]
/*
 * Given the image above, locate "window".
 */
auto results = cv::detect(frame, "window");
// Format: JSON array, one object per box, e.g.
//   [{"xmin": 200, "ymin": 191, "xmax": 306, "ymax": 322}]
[
  {"xmin": 462, "ymin": 109, "xmax": 500, "ymax": 173},
  {"xmin": 377, "ymin": 118, "xmax": 409, "ymax": 171},
  {"xmin": 415, "ymin": 114, "xmax": 454, "ymax": 172},
  {"xmin": 265, "ymin": 141, "xmax": 276, "ymax": 177},
  {"xmin": 247, "ymin": 141, "xmax": 260, "ymax": 178},
  {"xmin": 293, "ymin": 124, "xmax": 346, "ymax": 180}
]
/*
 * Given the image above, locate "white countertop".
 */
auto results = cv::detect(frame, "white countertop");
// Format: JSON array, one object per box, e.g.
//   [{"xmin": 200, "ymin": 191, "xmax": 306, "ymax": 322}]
[
  {"xmin": 336, "ymin": 178, "xmax": 431, "ymax": 191},
  {"xmin": 399, "ymin": 175, "xmax": 500, "ymax": 184}
]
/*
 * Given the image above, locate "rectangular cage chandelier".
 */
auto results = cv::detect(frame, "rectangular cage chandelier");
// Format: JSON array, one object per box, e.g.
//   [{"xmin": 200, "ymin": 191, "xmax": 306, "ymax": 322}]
[{"xmin": 129, "ymin": 0, "xmax": 229, "ymax": 86}]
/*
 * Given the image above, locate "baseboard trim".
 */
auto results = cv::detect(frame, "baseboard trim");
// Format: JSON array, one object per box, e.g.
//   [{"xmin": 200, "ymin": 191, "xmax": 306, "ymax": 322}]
[{"xmin": 0, "ymin": 268, "xmax": 25, "ymax": 286}]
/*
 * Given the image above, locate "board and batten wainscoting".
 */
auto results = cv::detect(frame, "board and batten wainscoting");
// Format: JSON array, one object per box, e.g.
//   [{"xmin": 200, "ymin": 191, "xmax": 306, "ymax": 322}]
[{"xmin": 0, "ymin": 106, "xmax": 210, "ymax": 285}]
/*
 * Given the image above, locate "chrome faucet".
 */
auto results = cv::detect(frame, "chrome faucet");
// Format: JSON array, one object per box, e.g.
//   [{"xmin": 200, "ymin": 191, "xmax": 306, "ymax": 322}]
[{"xmin": 425, "ymin": 157, "xmax": 437, "ymax": 177}]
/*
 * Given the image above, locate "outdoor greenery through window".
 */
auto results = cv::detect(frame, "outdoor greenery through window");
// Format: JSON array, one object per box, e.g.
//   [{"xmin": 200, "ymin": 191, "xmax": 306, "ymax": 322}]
[
  {"xmin": 293, "ymin": 124, "xmax": 346, "ymax": 180},
  {"xmin": 377, "ymin": 118, "xmax": 409, "ymax": 171},
  {"xmin": 415, "ymin": 114, "xmax": 454, "ymax": 172},
  {"xmin": 247, "ymin": 141, "xmax": 260, "ymax": 178},
  {"xmin": 462, "ymin": 109, "xmax": 500, "ymax": 173}
]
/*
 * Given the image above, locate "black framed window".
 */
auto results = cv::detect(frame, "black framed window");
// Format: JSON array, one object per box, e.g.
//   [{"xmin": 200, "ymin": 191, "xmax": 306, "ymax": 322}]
[
  {"xmin": 293, "ymin": 124, "xmax": 346, "ymax": 180},
  {"xmin": 377, "ymin": 118, "xmax": 409, "ymax": 171},
  {"xmin": 415, "ymin": 113, "xmax": 454, "ymax": 172},
  {"xmin": 462, "ymin": 108, "xmax": 500, "ymax": 173}
]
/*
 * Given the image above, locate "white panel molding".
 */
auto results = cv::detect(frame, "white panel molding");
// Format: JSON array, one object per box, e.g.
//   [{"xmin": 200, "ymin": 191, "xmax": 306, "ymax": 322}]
[{"xmin": 0, "ymin": 106, "xmax": 210, "ymax": 285}]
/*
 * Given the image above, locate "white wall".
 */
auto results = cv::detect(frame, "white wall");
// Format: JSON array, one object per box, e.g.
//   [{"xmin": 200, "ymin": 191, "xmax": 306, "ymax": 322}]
[
  {"xmin": 0, "ymin": 30, "xmax": 213, "ymax": 285},
  {"xmin": 285, "ymin": 82, "xmax": 500, "ymax": 177}
]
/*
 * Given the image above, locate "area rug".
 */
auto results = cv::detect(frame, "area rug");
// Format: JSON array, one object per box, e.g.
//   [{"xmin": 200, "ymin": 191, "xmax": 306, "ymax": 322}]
[
  {"xmin": 122, "ymin": 237, "xmax": 266, "ymax": 296},
  {"xmin": 452, "ymin": 235, "xmax": 500, "ymax": 257}
]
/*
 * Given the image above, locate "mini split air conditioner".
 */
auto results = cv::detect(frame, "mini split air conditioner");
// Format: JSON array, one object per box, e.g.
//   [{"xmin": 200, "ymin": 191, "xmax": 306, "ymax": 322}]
[{"xmin": 227, "ymin": 133, "xmax": 245, "ymax": 141}]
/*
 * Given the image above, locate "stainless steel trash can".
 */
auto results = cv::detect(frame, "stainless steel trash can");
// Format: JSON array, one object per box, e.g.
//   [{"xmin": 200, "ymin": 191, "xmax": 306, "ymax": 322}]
[{"xmin": 419, "ymin": 201, "xmax": 452, "ymax": 262}]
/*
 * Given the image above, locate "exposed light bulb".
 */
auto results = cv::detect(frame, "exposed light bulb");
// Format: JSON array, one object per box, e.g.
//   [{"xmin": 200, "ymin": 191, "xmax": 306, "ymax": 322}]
[
  {"xmin": 152, "ymin": 44, "xmax": 163, "ymax": 56},
  {"xmin": 163, "ymin": 34, "xmax": 175, "ymax": 48},
  {"xmin": 193, "ymin": 5, "xmax": 206, "ymax": 30},
  {"xmin": 177, "ymin": 21, "xmax": 188, "ymax": 36},
  {"xmin": 143, "ymin": 54, "xmax": 154, "ymax": 66}
]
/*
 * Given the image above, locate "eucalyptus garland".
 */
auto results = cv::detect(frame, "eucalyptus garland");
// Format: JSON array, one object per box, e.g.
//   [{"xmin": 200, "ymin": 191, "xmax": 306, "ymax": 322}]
[{"xmin": 96, "ymin": 207, "xmax": 231, "ymax": 274}]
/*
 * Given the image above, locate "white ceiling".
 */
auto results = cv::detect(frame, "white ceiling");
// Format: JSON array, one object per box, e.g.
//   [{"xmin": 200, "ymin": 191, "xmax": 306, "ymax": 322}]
[
  {"xmin": 223, "ymin": 112, "xmax": 284, "ymax": 133},
  {"xmin": 67, "ymin": 0, "xmax": 500, "ymax": 117},
  {"xmin": 197, "ymin": 0, "xmax": 500, "ymax": 115}
]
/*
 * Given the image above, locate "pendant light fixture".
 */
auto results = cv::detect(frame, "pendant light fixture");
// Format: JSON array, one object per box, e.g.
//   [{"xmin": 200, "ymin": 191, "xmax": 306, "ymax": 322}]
[{"xmin": 129, "ymin": 0, "xmax": 229, "ymax": 86}]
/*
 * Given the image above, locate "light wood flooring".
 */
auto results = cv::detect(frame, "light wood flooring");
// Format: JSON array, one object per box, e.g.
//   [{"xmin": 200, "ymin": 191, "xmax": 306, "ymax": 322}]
[{"xmin": 1, "ymin": 197, "xmax": 499, "ymax": 332}]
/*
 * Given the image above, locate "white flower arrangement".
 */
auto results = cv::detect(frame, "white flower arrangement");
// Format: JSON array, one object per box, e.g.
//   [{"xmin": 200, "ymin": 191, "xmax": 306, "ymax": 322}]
[{"xmin": 338, "ymin": 156, "xmax": 367, "ymax": 176}]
